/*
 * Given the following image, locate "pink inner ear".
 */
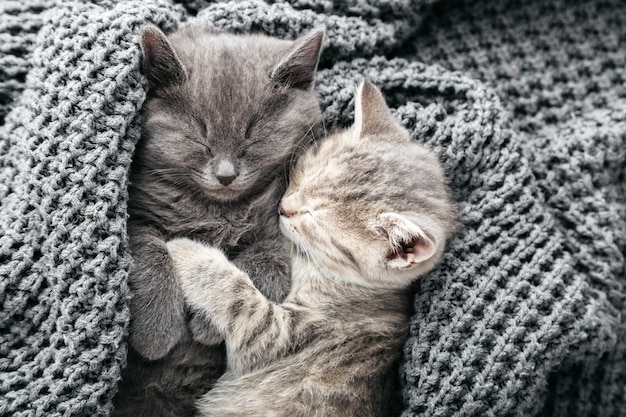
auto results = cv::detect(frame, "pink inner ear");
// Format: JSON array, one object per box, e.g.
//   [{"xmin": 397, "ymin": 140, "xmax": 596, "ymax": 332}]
[
  {"xmin": 142, "ymin": 29, "xmax": 166, "ymax": 60},
  {"xmin": 378, "ymin": 212, "xmax": 438, "ymax": 267},
  {"xmin": 402, "ymin": 234, "xmax": 436, "ymax": 265}
]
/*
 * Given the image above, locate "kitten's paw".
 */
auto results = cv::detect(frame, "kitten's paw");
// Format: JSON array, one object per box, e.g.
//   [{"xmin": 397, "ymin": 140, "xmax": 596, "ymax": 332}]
[
  {"xmin": 166, "ymin": 238, "xmax": 234, "ymax": 305},
  {"xmin": 166, "ymin": 238, "xmax": 211, "ymax": 269},
  {"xmin": 129, "ymin": 308, "xmax": 185, "ymax": 360},
  {"xmin": 167, "ymin": 238, "xmax": 229, "ymax": 271},
  {"xmin": 127, "ymin": 236, "xmax": 187, "ymax": 360}
]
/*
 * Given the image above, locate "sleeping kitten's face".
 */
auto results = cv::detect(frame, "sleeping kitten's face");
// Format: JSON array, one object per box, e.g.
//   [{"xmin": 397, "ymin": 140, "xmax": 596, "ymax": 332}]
[
  {"xmin": 137, "ymin": 25, "xmax": 324, "ymax": 201},
  {"xmin": 279, "ymin": 82, "xmax": 456, "ymax": 288}
]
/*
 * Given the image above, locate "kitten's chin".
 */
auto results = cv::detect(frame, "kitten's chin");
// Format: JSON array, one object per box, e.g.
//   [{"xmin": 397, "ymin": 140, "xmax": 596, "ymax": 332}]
[
  {"xmin": 278, "ymin": 218, "xmax": 295, "ymax": 242},
  {"xmin": 192, "ymin": 176, "xmax": 249, "ymax": 202},
  {"xmin": 202, "ymin": 186, "xmax": 247, "ymax": 202}
]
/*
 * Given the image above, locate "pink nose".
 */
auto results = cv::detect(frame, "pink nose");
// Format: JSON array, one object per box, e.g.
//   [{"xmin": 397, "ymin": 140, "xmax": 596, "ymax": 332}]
[{"xmin": 278, "ymin": 201, "xmax": 289, "ymax": 217}]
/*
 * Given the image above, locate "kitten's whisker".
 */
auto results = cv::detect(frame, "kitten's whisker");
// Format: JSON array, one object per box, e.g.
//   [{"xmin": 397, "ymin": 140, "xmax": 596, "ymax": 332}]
[
  {"xmin": 283, "ymin": 120, "xmax": 319, "ymax": 184},
  {"xmin": 145, "ymin": 168, "xmax": 188, "ymax": 179},
  {"xmin": 318, "ymin": 116, "xmax": 328, "ymax": 147},
  {"xmin": 143, "ymin": 169, "xmax": 193, "ymax": 192}
]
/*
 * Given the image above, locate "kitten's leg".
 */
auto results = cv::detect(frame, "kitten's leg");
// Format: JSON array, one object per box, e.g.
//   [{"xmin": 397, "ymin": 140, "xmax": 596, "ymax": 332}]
[
  {"xmin": 188, "ymin": 237, "xmax": 292, "ymax": 344},
  {"xmin": 167, "ymin": 238, "xmax": 295, "ymax": 375},
  {"xmin": 127, "ymin": 224, "xmax": 186, "ymax": 360}
]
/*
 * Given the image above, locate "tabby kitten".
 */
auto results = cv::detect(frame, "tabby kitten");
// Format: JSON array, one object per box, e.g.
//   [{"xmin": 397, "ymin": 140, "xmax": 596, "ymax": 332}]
[
  {"xmin": 167, "ymin": 81, "xmax": 456, "ymax": 417},
  {"xmin": 113, "ymin": 24, "xmax": 325, "ymax": 417}
]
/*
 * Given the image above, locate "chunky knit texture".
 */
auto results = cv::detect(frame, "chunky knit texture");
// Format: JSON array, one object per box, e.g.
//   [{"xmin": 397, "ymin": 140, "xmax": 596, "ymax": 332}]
[{"xmin": 0, "ymin": 0, "xmax": 624, "ymax": 416}]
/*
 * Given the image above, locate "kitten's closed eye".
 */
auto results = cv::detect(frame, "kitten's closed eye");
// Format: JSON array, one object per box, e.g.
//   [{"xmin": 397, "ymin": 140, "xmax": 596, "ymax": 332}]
[
  {"xmin": 244, "ymin": 115, "xmax": 259, "ymax": 140},
  {"xmin": 186, "ymin": 136, "xmax": 212, "ymax": 155}
]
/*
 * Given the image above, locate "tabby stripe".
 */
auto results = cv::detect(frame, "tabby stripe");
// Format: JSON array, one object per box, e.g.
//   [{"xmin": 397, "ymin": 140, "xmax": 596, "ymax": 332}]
[
  {"xmin": 330, "ymin": 237, "xmax": 360, "ymax": 271},
  {"xmin": 243, "ymin": 305, "xmax": 275, "ymax": 348},
  {"xmin": 229, "ymin": 298, "xmax": 245, "ymax": 319}
]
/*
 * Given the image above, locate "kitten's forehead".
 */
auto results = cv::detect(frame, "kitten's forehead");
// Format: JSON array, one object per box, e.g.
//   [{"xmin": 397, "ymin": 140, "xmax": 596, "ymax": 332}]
[
  {"xmin": 170, "ymin": 30, "xmax": 290, "ymax": 89},
  {"xmin": 170, "ymin": 28, "xmax": 291, "ymax": 66},
  {"xmin": 164, "ymin": 30, "xmax": 294, "ymax": 132},
  {"xmin": 304, "ymin": 138, "xmax": 406, "ymax": 181},
  {"xmin": 298, "ymin": 137, "xmax": 448, "ymax": 214}
]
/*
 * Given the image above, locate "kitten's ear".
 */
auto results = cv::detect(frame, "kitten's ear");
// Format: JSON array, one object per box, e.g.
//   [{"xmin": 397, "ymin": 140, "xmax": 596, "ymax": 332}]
[
  {"xmin": 271, "ymin": 26, "xmax": 325, "ymax": 90},
  {"xmin": 140, "ymin": 24, "xmax": 187, "ymax": 89},
  {"xmin": 375, "ymin": 213, "xmax": 437, "ymax": 269},
  {"xmin": 353, "ymin": 80, "xmax": 410, "ymax": 142}
]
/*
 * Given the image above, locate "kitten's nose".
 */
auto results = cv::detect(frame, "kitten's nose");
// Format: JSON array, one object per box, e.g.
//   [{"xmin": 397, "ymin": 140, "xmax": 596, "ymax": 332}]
[
  {"xmin": 278, "ymin": 201, "xmax": 289, "ymax": 217},
  {"xmin": 217, "ymin": 173, "xmax": 236, "ymax": 186},
  {"xmin": 215, "ymin": 159, "xmax": 237, "ymax": 186}
]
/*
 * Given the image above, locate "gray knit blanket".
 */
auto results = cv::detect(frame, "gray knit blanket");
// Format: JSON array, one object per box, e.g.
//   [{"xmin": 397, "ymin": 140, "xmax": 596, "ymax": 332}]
[{"xmin": 1, "ymin": 0, "xmax": 624, "ymax": 416}]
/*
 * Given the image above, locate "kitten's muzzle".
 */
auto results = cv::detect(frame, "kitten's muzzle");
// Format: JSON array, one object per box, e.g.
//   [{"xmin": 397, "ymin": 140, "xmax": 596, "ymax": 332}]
[
  {"xmin": 278, "ymin": 201, "xmax": 299, "ymax": 218},
  {"xmin": 279, "ymin": 197, "xmax": 314, "ymax": 219},
  {"xmin": 214, "ymin": 159, "xmax": 238, "ymax": 186},
  {"xmin": 278, "ymin": 201, "xmax": 289, "ymax": 217}
]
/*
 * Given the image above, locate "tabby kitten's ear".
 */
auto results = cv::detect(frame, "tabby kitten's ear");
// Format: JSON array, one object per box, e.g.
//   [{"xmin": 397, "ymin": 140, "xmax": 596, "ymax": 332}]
[
  {"xmin": 271, "ymin": 27, "xmax": 325, "ymax": 90},
  {"xmin": 354, "ymin": 80, "xmax": 410, "ymax": 142},
  {"xmin": 140, "ymin": 24, "xmax": 187, "ymax": 89},
  {"xmin": 375, "ymin": 213, "xmax": 437, "ymax": 269}
]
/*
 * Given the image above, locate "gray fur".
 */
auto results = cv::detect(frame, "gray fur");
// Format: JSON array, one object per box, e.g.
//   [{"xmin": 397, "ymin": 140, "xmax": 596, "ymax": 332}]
[
  {"xmin": 112, "ymin": 24, "xmax": 324, "ymax": 417},
  {"xmin": 166, "ymin": 81, "xmax": 456, "ymax": 417}
]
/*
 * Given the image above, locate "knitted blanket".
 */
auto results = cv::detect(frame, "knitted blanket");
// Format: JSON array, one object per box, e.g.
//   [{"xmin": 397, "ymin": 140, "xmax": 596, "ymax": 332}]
[{"xmin": 0, "ymin": 0, "xmax": 624, "ymax": 416}]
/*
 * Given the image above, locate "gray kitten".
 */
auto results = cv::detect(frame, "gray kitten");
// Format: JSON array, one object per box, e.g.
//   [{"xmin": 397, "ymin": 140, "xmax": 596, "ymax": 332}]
[
  {"xmin": 113, "ymin": 24, "xmax": 324, "ymax": 417},
  {"xmin": 167, "ymin": 81, "xmax": 456, "ymax": 417}
]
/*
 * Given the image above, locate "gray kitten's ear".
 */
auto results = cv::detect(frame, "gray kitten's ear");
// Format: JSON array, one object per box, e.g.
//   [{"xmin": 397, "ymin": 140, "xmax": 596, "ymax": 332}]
[
  {"xmin": 271, "ymin": 26, "xmax": 325, "ymax": 90},
  {"xmin": 376, "ymin": 213, "xmax": 437, "ymax": 269},
  {"xmin": 140, "ymin": 24, "xmax": 187, "ymax": 89},
  {"xmin": 353, "ymin": 80, "xmax": 410, "ymax": 142}
]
